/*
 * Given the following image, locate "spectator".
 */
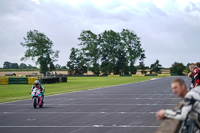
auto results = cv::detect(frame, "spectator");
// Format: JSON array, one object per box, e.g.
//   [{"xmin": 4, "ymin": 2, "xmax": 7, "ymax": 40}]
[
  {"xmin": 189, "ymin": 63, "xmax": 200, "ymax": 87},
  {"xmin": 196, "ymin": 62, "xmax": 200, "ymax": 69},
  {"xmin": 188, "ymin": 72, "xmax": 194, "ymax": 90},
  {"xmin": 156, "ymin": 78, "xmax": 200, "ymax": 128}
]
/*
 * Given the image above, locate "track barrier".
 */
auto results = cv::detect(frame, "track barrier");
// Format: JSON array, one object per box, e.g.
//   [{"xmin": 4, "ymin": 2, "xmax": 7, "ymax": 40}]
[
  {"xmin": 158, "ymin": 74, "xmax": 171, "ymax": 76},
  {"xmin": 132, "ymin": 74, "xmax": 145, "ymax": 77},
  {"xmin": 39, "ymin": 77, "xmax": 59, "ymax": 84},
  {"xmin": 28, "ymin": 77, "xmax": 39, "ymax": 84},
  {"xmin": 145, "ymin": 74, "xmax": 158, "ymax": 76},
  {"xmin": 120, "ymin": 74, "xmax": 132, "ymax": 77},
  {"xmin": 60, "ymin": 77, "xmax": 67, "ymax": 83},
  {"xmin": 9, "ymin": 78, "xmax": 28, "ymax": 84},
  {"xmin": 0, "ymin": 77, "xmax": 9, "ymax": 85},
  {"xmin": 171, "ymin": 73, "xmax": 178, "ymax": 76},
  {"xmin": 0, "ymin": 77, "xmax": 67, "ymax": 85}
]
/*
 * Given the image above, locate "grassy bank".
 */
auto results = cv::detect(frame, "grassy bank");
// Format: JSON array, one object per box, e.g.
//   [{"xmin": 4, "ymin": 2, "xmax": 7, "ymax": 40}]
[{"xmin": 0, "ymin": 76, "xmax": 165, "ymax": 103}]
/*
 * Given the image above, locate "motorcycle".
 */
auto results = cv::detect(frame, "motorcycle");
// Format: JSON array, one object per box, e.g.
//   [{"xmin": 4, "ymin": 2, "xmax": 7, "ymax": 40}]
[{"xmin": 31, "ymin": 87, "xmax": 43, "ymax": 108}]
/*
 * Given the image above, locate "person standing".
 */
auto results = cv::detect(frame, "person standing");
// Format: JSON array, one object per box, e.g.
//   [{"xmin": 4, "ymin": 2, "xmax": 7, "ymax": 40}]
[
  {"xmin": 188, "ymin": 72, "xmax": 194, "ymax": 90},
  {"xmin": 189, "ymin": 63, "xmax": 200, "ymax": 88},
  {"xmin": 196, "ymin": 62, "xmax": 200, "ymax": 69}
]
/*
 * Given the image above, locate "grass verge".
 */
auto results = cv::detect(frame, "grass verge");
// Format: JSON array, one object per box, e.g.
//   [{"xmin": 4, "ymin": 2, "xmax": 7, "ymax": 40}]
[{"xmin": 0, "ymin": 76, "xmax": 167, "ymax": 103}]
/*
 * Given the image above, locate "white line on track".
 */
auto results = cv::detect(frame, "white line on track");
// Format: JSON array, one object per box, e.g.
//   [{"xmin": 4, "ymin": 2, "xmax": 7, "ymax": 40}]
[
  {"xmin": 150, "ymin": 78, "xmax": 159, "ymax": 80},
  {"xmin": 0, "ymin": 97, "xmax": 180, "ymax": 103},
  {"xmin": 1, "ymin": 104, "xmax": 177, "ymax": 106},
  {"xmin": 0, "ymin": 112, "xmax": 157, "ymax": 114},
  {"xmin": 44, "ymin": 98, "xmax": 180, "ymax": 100},
  {"xmin": 0, "ymin": 125, "xmax": 160, "ymax": 128},
  {"xmin": 57, "ymin": 94, "xmax": 175, "ymax": 95},
  {"xmin": 0, "ymin": 94, "xmax": 176, "ymax": 105}
]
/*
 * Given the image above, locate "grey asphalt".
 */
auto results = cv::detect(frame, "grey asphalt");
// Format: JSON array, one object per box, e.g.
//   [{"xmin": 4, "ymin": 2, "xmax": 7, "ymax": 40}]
[{"xmin": 0, "ymin": 76, "xmax": 189, "ymax": 133}]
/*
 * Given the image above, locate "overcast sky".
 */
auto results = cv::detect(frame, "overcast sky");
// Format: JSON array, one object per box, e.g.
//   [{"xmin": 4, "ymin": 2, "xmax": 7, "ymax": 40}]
[{"xmin": 0, "ymin": 0, "xmax": 200, "ymax": 68}]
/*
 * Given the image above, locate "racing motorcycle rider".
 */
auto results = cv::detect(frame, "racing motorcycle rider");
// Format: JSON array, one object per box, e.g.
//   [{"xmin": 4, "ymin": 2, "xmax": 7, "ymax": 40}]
[{"xmin": 31, "ymin": 80, "xmax": 45, "ymax": 103}]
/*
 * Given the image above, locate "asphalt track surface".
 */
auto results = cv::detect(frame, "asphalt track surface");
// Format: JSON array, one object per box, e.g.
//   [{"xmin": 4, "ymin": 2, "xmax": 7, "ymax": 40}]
[{"xmin": 0, "ymin": 76, "xmax": 189, "ymax": 133}]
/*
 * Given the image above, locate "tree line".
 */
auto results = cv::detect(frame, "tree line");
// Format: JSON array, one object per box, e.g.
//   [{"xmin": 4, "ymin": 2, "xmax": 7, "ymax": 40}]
[
  {"xmin": 2, "ymin": 61, "xmax": 67, "ymax": 70},
  {"xmin": 67, "ymin": 29, "xmax": 145, "ymax": 75},
  {"xmin": 2, "ymin": 62, "xmax": 37, "ymax": 69},
  {"xmin": 14, "ymin": 29, "xmax": 189, "ymax": 75},
  {"xmin": 2, "ymin": 60, "xmax": 189, "ymax": 76}
]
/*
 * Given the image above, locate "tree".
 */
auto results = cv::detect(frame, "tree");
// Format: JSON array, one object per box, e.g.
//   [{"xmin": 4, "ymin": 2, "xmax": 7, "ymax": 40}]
[
  {"xmin": 67, "ymin": 29, "xmax": 145, "ymax": 75},
  {"xmin": 55, "ymin": 64, "xmax": 61, "ymax": 69},
  {"xmin": 116, "ymin": 49, "xmax": 129, "ymax": 74},
  {"xmin": 170, "ymin": 62, "xmax": 186, "ymax": 75},
  {"xmin": 138, "ymin": 54, "xmax": 146, "ymax": 74},
  {"xmin": 11, "ymin": 63, "xmax": 19, "ymax": 69},
  {"xmin": 27, "ymin": 64, "xmax": 33, "ymax": 69},
  {"xmin": 49, "ymin": 62, "xmax": 55, "ymax": 71},
  {"xmin": 19, "ymin": 63, "xmax": 37, "ymax": 69},
  {"xmin": 78, "ymin": 30, "xmax": 100, "ymax": 75},
  {"xmin": 3, "ymin": 62, "xmax": 19, "ymax": 69},
  {"xmin": 100, "ymin": 30, "xmax": 121, "ymax": 74},
  {"xmin": 19, "ymin": 63, "xmax": 27, "ymax": 69},
  {"xmin": 184, "ymin": 63, "xmax": 190, "ymax": 74},
  {"xmin": 67, "ymin": 48, "xmax": 87, "ymax": 75},
  {"xmin": 3, "ymin": 61, "xmax": 11, "ymax": 69},
  {"xmin": 21, "ymin": 30, "xmax": 59, "ymax": 74},
  {"xmin": 67, "ymin": 48, "xmax": 77, "ymax": 75},
  {"xmin": 120, "ymin": 29, "xmax": 145, "ymax": 74},
  {"xmin": 61, "ymin": 66, "xmax": 67, "ymax": 69},
  {"xmin": 39, "ymin": 58, "xmax": 49, "ymax": 74},
  {"xmin": 150, "ymin": 60, "xmax": 162, "ymax": 74}
]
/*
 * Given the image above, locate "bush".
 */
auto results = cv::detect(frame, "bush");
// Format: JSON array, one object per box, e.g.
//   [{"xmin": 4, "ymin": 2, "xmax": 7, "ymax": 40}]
[{"xmin": 170, "ymin": 62, "xmax": 186, "ymax": 75}]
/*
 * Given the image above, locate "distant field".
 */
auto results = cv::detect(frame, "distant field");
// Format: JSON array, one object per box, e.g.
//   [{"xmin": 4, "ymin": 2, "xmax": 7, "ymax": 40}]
[
  {"xmin": 0, "ymin": 76, "xmax": 165, "ymax": 103},
  {"xmin": 0, "ymin": 69, "xmax": 39, "ymax": 72},
  {"xmin": 0, "ymin": 69, "xmax": 68, "ymax": 72},
  {"xmin": 0, "ymin": 70, "xmax": 68, "ymax": 76}
]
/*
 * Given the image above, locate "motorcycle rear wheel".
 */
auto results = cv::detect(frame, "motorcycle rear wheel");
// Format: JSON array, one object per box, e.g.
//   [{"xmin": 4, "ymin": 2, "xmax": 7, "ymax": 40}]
[
  {"xmin": 39, "ymin": 102, "xmax": 43, "ymax": 108},
  {"xmin": 38, "ymin": 97, "xmax": 43, "ymax": 108}
]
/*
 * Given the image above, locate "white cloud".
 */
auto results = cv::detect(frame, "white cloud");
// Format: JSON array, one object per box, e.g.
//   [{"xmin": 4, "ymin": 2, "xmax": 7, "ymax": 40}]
[
  {"xmin": 0, "ymin": 0, "xmax": 200, "ymax": 68},
  {"xmin": 31, "ymin": 0, "xmax": 40, "ymax": 5}
]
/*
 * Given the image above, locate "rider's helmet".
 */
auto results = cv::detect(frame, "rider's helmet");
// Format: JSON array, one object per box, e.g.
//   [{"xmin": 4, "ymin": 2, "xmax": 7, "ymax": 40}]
[{"xmin": 34, "ymin": 80, "xmax": 40, "ymax": 86}]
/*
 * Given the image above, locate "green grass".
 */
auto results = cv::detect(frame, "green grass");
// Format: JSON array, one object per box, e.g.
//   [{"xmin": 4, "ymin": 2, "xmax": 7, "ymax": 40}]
[{"xmin": 0, "ymin": 76, "xmax": 166, "ymax": 103}]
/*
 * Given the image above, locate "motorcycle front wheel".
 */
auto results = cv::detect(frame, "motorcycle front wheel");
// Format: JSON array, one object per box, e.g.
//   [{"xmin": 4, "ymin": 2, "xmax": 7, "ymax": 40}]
[{"xmin": 33, "ymin": 98, "xmax": 37, "ymax": 109}]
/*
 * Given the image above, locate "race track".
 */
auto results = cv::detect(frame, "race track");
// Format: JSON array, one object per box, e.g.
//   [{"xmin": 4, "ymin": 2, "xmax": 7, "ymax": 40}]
[{"xmin": 0, "ymin": 76, "xmax": 188, "ymax": 133}]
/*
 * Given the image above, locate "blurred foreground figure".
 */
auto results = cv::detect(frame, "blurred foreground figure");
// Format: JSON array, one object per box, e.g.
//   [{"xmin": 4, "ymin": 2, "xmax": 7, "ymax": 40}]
[{"xmin": 156, "ymin": 78, "xmax": 200, "ymax": 128}]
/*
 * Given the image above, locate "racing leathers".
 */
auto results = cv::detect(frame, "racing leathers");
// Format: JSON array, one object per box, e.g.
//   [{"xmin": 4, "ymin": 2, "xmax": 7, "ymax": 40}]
[
  {"xmin": 193, "ymin": 67, "xmax": 200, "ymax": 88},
  {"xmin": 190, "ymin": 77, "xmax": 195, "ymax": 90},
  {"xmin": 164, "ymin": 86, "xmax": 200, "ymax": 128}
]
